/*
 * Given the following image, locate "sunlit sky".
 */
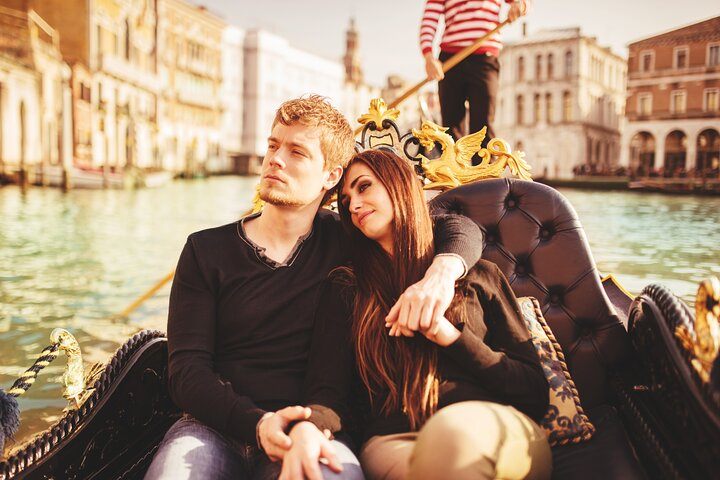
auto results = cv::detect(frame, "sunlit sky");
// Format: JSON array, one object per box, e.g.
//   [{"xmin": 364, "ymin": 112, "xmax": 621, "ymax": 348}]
[{"xmin": 201, "ymin": 1, "xmax": 718, "ymax": 86}]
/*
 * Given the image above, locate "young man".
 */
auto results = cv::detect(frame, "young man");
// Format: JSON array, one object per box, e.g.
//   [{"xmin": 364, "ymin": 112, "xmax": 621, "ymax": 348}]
[{"xmin": 145, "ymin": 96, "xmax": 483, "ymax": 479}]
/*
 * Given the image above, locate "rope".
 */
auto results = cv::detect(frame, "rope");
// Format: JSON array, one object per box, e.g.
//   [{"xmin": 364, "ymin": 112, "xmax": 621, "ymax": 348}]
[{"xmin": 6, "ymin": 343, "xmax": 60, "ymax": 397}]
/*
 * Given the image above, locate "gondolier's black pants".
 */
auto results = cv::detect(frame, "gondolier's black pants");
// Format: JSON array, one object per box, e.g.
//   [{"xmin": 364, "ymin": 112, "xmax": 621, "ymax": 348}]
[{"xmin": 438, "ymin": 51, "xmax": 500, "ymax": 165}]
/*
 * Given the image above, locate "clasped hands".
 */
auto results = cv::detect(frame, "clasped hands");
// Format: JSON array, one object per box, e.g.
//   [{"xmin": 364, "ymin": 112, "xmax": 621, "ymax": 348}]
[{"xmin": 257, "ymin": 406, "xmax": 342, "ymax": 480}]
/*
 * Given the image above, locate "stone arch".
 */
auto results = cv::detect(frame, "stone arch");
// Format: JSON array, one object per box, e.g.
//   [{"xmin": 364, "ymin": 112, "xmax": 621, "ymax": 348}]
[
  {"xmin": 664, "ymin": 130, "xmax": 687, "ymax": 176},
  {"xmin": 629, "ymin": 131, "xmax": 655, "ymax": 175},
  {"xmin": 696, "ymin": 128, "xmax": 719, "ymax": 175}
]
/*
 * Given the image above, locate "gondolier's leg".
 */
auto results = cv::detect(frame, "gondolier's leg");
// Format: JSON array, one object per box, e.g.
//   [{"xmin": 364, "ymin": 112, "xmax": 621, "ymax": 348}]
[{"xmin": 144, "ymin": 415, "xmax": 246, "ymax": 479}]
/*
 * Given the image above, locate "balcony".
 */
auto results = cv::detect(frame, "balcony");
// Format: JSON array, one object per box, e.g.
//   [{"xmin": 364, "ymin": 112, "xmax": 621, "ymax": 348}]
[
  {"xmin": 0, "ymin": 7, "xmax": 31, "ymax": 65},
  {"xmin": 100, "ymin": 54, "xmax": 164, "ymax": 93}
]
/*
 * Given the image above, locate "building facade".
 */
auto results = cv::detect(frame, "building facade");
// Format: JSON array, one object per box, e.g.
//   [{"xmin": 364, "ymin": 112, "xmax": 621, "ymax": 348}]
[
  {"xmin": 621, "ymin": 16, "xmax": 720, "ymax": 176},
  {"xmin": 32, "ymin": 0, "xmax": 161, "ymax": 174},
  {"xmin": 221, "ymin": 25, "xmax": 244, "ymax": 173},
  {"xmin": 0, "ymin": 2, "xmax": 71, "ymax": 184},
  {"xmin": 496, "ymin": 28, "xmax": 626, "ymax": 179},
  {"xmin": 157, "ymin": 0, "xmax": 225, "ymax": 176},
  {"xmin": 242, "ymin": 29, "xmax": 345, "ymax": 158}
]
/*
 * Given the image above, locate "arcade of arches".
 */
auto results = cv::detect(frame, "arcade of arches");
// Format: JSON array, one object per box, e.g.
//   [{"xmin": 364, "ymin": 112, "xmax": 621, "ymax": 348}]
[{"xmin": 629, "ymin": 128, "xmax": 720, "ymax": 177}]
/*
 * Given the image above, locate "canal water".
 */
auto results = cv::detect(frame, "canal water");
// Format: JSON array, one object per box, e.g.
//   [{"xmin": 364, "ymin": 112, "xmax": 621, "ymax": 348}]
[{"xmin": 1, "ymin": 176, "xmax": 719, "ymax": 452}]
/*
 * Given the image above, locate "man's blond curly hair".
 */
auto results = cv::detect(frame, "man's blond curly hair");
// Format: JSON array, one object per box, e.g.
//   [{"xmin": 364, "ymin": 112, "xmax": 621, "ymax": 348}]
[{"xmin": 272, "ymin": 95, "xmax": 355, "ymax": 171}]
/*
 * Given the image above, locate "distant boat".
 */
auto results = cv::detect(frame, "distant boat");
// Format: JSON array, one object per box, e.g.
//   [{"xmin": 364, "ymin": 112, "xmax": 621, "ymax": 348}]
[
  {"xmin": 628, "ymin": 177, "xmax": 720, "ymax": 195},
  {"xmin": 34, "ymin": 165, "xmax": 173, "ymax": 189}
]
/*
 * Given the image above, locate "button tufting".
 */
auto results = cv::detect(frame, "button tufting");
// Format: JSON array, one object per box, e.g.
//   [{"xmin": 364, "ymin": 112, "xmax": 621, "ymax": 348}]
[{"xmin": 506, "ymin": 198, "xmax": 517, "ymax": 208}]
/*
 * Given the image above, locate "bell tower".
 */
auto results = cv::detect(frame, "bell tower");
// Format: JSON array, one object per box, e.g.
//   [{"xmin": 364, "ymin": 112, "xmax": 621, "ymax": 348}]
[{"xmin": 343, "ymin": 17, "xmax": 363, "ymax": 86}]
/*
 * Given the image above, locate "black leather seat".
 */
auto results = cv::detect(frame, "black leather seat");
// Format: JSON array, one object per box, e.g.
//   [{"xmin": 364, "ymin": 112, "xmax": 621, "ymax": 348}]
[{"xmin": 430, "ymin": 178, "xmax": 645, "ymax": 478}]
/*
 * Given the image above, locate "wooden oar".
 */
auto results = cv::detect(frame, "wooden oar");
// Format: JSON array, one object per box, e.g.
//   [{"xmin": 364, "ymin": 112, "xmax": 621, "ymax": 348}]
[
  {"xmin": 117, "ymin": 270, "xmax": 175, "ymax": 318},
  {"xmin": 354, "ymin": 18, "xmax": 511, "ymax": 136}
]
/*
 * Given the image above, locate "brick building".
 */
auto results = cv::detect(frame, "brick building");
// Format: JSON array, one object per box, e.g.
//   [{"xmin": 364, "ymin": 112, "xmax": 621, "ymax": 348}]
[
  {"xmin": 621, "ymin": 16, "xmax": 720, "ymax": 176},
  {"xmin": 0, "ymin": 1, "xmax": 71, "ymax": 184},
  {"xmin": 32, "ymin": 0, "xmax": 161, "ymax": 173}
]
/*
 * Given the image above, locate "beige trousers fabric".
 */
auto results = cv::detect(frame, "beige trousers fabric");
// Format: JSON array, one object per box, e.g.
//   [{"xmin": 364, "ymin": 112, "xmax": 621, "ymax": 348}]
[{"xmin": 359, "ymin": 401, "xmax": 552, "ymax": 480}]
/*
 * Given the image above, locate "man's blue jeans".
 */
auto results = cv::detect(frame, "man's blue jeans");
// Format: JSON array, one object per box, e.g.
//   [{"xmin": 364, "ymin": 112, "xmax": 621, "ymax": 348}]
[{"xmin": 144, "ymin": 415, "xmax": 364, "ymax": 479}]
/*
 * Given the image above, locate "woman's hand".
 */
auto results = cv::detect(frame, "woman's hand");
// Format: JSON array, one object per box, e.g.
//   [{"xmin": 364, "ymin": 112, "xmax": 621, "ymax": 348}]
[
  {"xmin": 278, "ymin": 422, "xmax": 343, "ymax": 480},
  {"xmin": 419, "ymin": 316, "xmax": 461, "ymax": 346}
]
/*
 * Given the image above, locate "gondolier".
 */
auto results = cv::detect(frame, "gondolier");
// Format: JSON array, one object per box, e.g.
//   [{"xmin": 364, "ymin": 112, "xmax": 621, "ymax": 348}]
[{"xmin": 420, "ymin": 0, "xmax": 530, "ymax": 155}]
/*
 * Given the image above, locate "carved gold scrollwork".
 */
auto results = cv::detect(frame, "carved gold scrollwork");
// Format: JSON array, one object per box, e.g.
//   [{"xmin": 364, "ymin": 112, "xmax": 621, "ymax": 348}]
[
  {"xmin": 412, "ymin": 119, "xmax": 532, "ymax": 191},
  {"xmin": 675, "ymin": 277, "xmax": 720, "ymax": 383},
  {"xmin": 50, "ymin": 328, "xmax": 86, "ymax": 408}
]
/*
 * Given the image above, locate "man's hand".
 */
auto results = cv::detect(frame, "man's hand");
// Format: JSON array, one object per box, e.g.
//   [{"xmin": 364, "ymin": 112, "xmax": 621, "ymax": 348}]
[
  {"xmin": 424, "ymin": 52, "xmax": 445, "ymax": 81},
  {"xmin": 507, "ymin": 0, "xmax": 528, "ymax": 22},
  {"xmin": 386, "ymin": 255, "xmax": 464, "ymax": 337},
  {"xmin": 278, "ymin": 422, "xmax": 343, "ymax": 480},
  {"xmin": 258, "ymin": 406, "xmax": 312, "ymax": 461}
]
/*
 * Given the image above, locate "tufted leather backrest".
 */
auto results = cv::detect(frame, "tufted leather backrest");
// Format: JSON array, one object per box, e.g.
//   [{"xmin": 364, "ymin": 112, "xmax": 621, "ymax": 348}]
[{"xmin": 430, "ymin": 178, "xmax": 632, "ymax": 408}]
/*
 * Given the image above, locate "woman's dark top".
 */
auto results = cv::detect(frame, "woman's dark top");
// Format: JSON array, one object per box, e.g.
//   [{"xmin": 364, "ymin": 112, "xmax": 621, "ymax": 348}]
[{"xmin": 302, "ymin": 259, "xmax": 550, "ymax": 441}]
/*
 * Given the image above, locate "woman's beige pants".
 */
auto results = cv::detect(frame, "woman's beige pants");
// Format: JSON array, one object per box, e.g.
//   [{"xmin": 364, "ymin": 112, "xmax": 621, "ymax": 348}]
[{"xmin": 359, "ymin": 401, "xmax": 552, "ymax": 480}]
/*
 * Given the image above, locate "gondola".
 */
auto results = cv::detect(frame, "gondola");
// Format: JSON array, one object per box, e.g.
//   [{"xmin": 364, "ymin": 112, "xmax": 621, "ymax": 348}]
[{"xmin": 1, "ymin": 98, "xmax": 719, "ymax": 480}]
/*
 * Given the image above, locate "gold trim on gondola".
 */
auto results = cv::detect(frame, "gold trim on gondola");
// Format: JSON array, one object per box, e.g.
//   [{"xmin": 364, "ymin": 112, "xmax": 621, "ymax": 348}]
[
  {"xmin": 675, "ymin": 277, "xmax": 720, "ymax": 383},
  {"xmin": 50, "ymin": 328, "xmax": 86, "ymax": 408},
  {"xmin": 412, "ymin": 120, "xmax": 532, "ymax": 191},
  {"xmin": 357, "ymin": 98, "xmax": 400, "ymax": 129}
]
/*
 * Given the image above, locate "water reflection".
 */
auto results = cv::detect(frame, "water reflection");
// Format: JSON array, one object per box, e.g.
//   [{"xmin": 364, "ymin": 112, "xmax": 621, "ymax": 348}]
[
  {"xmin": 0, "ymin": 179, "xmax": 718, "ymax": 452},
  {"xmin": 0, "ymin": 176, "xmax": 258, "ymax": 451},
  {"xmin": 561, "ymin": 188, "xmax": 720, "ymax": 300}
]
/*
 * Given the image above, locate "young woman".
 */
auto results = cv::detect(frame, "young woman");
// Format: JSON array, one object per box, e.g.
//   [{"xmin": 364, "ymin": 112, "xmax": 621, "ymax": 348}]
[{"xmin": 299, "ymin": 148, "xmax": 552, "ymax": 480}]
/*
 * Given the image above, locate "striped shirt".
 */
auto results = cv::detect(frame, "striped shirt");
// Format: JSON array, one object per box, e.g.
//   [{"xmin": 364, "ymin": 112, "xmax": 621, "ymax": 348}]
[{"xmin": 420, "ymin": 0, "xmax": 525, "ymax": 56}]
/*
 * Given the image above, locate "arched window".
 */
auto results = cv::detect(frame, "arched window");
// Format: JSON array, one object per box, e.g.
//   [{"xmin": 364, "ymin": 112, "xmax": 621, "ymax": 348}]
[
  {"xmin": 562, "ymin": 91, "xmax": 572, "ymax": 122},
  {"xmin": 516, "ymin": 95, "xmax": 524, "ymax": 125},
  {"xmin": 535, "ymin": 54, "xmax": 542, "ymax": 80},
  {"xmin": 565, "ymin": 51, "xmax": 573, "ymax": 78},
  {"xmin": 547, "ymin": 53, "xmax": 554, "ymax": 79},
  {"xmin": 664, "ymin": 130, "xmax": 687, "ymax": 176},
  {"xmin": 533, "ymin": 93, "xmax": 541, "ymax": 124},
  {"xmin": 545, "ymin": 93, "xmax": 553, "ymax": 124},
  {"xmin": 517, "ymin": 56, "xmax": 525, "ymax": 81},
  {"xmin": 124, "ymin": 19, "xmax": 131, "ymax": 61},
  {"xmin": 696, "ymin": 129, "xmax": 720, "ymax": 174}
]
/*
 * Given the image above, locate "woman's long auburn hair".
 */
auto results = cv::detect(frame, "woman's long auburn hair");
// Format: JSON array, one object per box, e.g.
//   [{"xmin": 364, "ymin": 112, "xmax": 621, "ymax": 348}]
[{"xmin": 336, "ymin": 148, "xmax": 451, "ymax": 430}]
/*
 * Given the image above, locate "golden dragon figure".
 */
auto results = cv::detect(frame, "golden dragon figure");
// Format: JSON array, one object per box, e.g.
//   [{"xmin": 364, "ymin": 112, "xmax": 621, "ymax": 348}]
[
  {"xmin": 412, "ymin": 120, "xmax": 532, "ymax": 190},
  {"xmin": 675, "ymin": 277, "xmax": 720, "ymax": 383}
]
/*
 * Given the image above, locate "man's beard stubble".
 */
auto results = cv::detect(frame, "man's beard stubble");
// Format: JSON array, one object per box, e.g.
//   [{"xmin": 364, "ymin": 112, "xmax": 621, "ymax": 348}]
[{"xmin": 258, "ymin": 184, "xmax": 304, "ymax": 207}]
